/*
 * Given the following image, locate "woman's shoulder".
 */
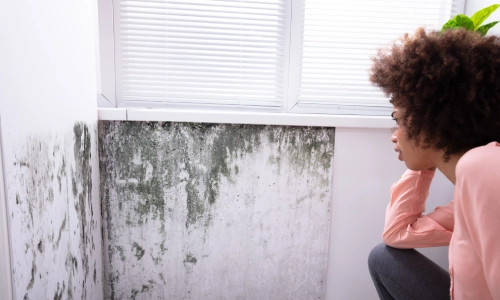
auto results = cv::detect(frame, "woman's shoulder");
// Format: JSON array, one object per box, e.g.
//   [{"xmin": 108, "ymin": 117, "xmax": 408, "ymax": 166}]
[{"xmin": 456, "ymin": 142, "xmax": 500, "ymax": 178}]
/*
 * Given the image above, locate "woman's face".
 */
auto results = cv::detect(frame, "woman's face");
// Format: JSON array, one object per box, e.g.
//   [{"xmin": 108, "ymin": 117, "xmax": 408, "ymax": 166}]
[{"xmin": 391, "ymin": 108, "xmax": 439, "ymax": 171}]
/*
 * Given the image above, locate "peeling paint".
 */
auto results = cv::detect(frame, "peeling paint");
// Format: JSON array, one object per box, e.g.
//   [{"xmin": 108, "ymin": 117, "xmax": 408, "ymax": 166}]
[{"xmin": 99, "ymin": 121, "xmax": 335, "ymax": 299}]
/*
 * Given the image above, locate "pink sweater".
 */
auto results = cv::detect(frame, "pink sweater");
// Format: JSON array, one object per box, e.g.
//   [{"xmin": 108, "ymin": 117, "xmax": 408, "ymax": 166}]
[{"xmin": 384, "ymin": 142, "xmax": 500, "ymax": 299}]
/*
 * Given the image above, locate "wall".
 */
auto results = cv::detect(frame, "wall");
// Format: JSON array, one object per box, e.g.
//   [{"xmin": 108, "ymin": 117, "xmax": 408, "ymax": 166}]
[
  {"xmin": 97, "ymin": 124, "xmax": 454, "ymax": 300},
  {"xmin": 0, "ymin": 118, "xmax": 13, "ymax": 299},
  {"xmin": 326, "ymin": 128, "xmax": 453, "ymax": 299},
  {"xmin": 465, "ymin": 0, "xmax": 500, "ymax": 35},
  {"xmin": 99, "ymin": 121, "xmax": 335, "ymax": 299},
  {"xmin": 0, "ymin": 1, "xmax": 103, "ymax": 299}
]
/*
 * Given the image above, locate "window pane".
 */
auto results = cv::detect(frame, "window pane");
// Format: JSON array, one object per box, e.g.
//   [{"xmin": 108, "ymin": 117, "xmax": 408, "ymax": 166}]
[
  {"xmin": 115, "ymin": 0, "xmax": 288, "ymax": 108},
  {"xmin": 296, "ymin": 0, "xmax": 460, "ymax": 115}
]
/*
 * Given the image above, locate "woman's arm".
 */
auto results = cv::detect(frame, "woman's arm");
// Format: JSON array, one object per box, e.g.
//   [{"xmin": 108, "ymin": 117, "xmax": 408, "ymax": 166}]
[{"xmin": 383, "ymin": 169, "xmax": 454, "ymax": 248}]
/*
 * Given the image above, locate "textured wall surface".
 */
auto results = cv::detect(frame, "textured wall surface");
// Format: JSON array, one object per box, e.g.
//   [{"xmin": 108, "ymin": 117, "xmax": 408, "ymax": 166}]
[
  {"xmin": 4, "ymin": 123, "xmax": 103, "ymax": 299},
  {"xmin": 99, "ymin": 121, "xmax": 335, "ymax": 300}
]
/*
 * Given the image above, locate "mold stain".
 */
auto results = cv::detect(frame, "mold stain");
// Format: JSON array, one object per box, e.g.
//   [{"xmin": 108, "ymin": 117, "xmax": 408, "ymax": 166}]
[
  {"xmin": 7, "ymin": 122, "xmax": 101, "ymax": 299},
  {"xmin": 37, "ymin": 240, "xmax": 43, "ymax": 253},
  {"xmin": 53, "ymin": 281, "xmax": 66, "ymax": 300},
  {"xmin": 26, "ymin": 259, "xmax": 36, "ymax": 290},
  {"xmin": 99, "ymin": 121, "xmax": 335, "ymax": 299},
  {"xmin": 130, "ymin": 280, "xmax": 155, "ymax": 300},
  {"xmin": 54, "ymin": 215, "xmax": 67, "ymax": 250},
  {"xmin": 116, "ymin": 246, "xmax": 126, "ymax": 262},
  {"xmin": 73, "ymin": 123, "xmax": 94, "ymax": 284},
  {"xmin": 132, "ymin": 242, "xmax": 145, "ymax": 260},
  {"xmin": 100, "ymin": 122, "xmax": 269, "ymax": 233},
  {"xmin": 183, "ymin": 253, "xmax": 197, "ymax": 265}
]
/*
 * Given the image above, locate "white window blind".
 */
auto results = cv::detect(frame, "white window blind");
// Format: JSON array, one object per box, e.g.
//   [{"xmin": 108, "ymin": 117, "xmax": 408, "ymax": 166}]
[
  {"xmin": 110, "ymin": 0, "xmax": 463, "ymax": 114},
  {"xmin": 114, "ymin": 0, "xmax": 289, "ymax": 108},
  {"xmin": 292, "ymin": 0, "xmax": 461, "ymax": 115}
]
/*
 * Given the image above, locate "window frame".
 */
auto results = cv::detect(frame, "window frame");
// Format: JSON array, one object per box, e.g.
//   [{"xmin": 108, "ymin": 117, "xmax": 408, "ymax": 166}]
[{"xmin": 96, "ymin": 0, "xmax": 466, "ymax": 127}]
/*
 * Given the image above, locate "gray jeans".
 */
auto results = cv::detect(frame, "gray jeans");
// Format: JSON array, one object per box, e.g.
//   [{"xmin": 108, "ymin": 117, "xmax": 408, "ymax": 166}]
[{"xmin": 368, "ymin": 243, "xmax": 450, "ymax": 300}]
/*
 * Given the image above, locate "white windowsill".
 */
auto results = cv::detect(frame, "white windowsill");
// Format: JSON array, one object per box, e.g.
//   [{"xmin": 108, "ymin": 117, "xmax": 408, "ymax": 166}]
[{"xmin": 98, "ymin": 107, "xmax": 394, "ymax": 129}]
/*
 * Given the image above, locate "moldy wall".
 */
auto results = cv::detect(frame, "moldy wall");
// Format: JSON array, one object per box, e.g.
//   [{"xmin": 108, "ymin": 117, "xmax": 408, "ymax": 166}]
[
  {"xmin": 99, "ymin": 121, "xmax": 335, "ymax": 300},
  {"xmin": 4, "ymin": 123, "xmax": 102, "ymax": 299}
]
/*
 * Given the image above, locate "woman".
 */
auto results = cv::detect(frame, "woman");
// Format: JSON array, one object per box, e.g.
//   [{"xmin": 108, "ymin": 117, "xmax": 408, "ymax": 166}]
[{"xmin": 368, "ymin": 27, "xmax": 500, "ymax": 299}]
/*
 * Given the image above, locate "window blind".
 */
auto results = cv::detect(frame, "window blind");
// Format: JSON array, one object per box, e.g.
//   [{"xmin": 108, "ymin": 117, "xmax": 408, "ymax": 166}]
[
  {"xmin": 294, "ymin": 0, "xmax": 461, "ymax": 115},
  {"xmin": 114, "ymin": 0, "xmax": 288, "ymax": 108}
]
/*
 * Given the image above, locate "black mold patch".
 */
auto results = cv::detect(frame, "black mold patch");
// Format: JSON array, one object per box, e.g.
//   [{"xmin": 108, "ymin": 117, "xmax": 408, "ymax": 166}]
[
  {"xmin": 73, "ymin": 122, "xmax": 96, "ymax": 294},
  {"xmin": 130, "ymin": 279, "xmax": 156, "ymax": 300},
  {"xmin": 27, "ymin": 259, "xmax": 36, "ymax": 290},
  {"xmin": 37, "ymin": 240, "xmax": 44, "ymax": 253},
  {"xmin": 132, "ymin": 242, "xmax": 145, "ymax": 260},
  {"xmin": 183, "ymin": 253, "xmax": 197, "ymax": 265},
  {"xmin": 183, "ymin": 253, "xmax": 197, "ymax": 274},
  {"xmin": 116, "ymin": 246, "xmax": 126, "ymax": 262},
  {"xmin": 54, "ymin": 215, "xmax": 67, "ymax": 250},
  {"xmin": 9, "ymin": 122, "xmax": 100, "ymax": 299},
  {"xmin": 98, "ymin": 121, "xmax": 335, "ymax": 299},
  {"xmin": 53, "ymin": 281, "xmax": 66, "ymax": 300}
]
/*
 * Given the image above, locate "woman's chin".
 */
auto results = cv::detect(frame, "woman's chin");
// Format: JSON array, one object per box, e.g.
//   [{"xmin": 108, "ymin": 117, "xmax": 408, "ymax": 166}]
[{"xmin": 404, "ymin": 161, "xmax": 428, "ymax": 171}]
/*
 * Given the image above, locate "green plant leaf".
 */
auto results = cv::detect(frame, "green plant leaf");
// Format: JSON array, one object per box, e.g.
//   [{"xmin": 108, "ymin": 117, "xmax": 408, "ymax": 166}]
[
  {"xmin": 471, "ymin": 4, "xmax": 500, "ymax": 29},
  {"xmin": 442, "ymin": 19, "xmax": 459, "ymax": 31},
  {"xmin": 441, "ymin": 14, "xmax": 474, "ymax": 31},
  {"xmin": 477, "ymin": 21, "xmax": 500, "ymax": 36},
  {"xmin": 454, "ymin": 14, "xmax": 475, "ymax": 30}
]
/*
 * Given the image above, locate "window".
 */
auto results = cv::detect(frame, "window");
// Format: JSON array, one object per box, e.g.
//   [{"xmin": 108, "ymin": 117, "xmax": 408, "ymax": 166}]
[{"xmin": 98, "ymin": 0, "xmax": 464, "ymax": 117}]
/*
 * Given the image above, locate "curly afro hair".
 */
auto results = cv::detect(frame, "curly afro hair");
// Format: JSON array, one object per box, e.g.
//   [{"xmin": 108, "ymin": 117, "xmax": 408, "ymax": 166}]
[{"xmin": 370, "ymin": 27, "xmax": 500, "ymax": 159}]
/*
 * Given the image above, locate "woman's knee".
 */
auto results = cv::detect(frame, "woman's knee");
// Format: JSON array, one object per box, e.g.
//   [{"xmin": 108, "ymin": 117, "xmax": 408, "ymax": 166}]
[{"xmin": 368, "ymin": 243, "xmax": 389, "ymax": 272}]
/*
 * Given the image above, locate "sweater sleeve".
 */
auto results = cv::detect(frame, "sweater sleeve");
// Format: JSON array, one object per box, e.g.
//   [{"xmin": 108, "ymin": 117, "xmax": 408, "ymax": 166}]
[{"xmin": 383, "ymin": 169, "xmax": 454, "ymax": 248}]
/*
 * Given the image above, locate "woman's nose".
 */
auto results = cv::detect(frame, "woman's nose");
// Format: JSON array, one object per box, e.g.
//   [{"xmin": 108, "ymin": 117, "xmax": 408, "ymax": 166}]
[{"xmin": 391, "ymin": 131, "xmax": 397, "ymax": 143}]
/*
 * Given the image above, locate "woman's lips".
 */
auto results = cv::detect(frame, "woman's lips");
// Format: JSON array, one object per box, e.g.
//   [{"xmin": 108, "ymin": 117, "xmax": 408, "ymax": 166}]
[{"xmin": 395, "ymin": 148, "xmax": 402, "ymax": 161}]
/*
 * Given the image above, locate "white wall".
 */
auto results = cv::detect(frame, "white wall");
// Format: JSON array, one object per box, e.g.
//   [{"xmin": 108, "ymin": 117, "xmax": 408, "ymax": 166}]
[
  {"xmin": 0, "ymin": 2, "xmax": 98, "ymax": 133},
  {"xmin": 0, "ymin": 115, "xmax": 13, "ymax": 300},
  {"xmin": 0, "ymin": 1, "xmax": 102, "ymax": 299},
  {"xmin": 325, "ymin": 128, "xmax": 453, "ymax": 299}
]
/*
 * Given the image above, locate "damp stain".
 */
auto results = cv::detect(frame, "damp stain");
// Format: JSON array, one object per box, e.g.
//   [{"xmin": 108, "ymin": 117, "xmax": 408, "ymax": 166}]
[
  {"xmin": 115, "ymin": 246, "xmax": 126, "ymax": 262},
  {"xmin": 183, "ymin": 253, "xmax": 197, "ymax": 265},
  {"xmin": 27, "ymin": 259, "xmax": 36, "ymax": 290},
  {"xmin": 182, "ymin": 253, "xmax": 197, "ymax": 274},
  {"xmin": 100, "ymin": 122, "xmax": 270, "ymax": 232},
  {"xmin": 37, "ymin": 240, "xmax": 43, "ymax": 253},
  {"xmin": 54, "ymin": 215, "xmax": 67, "ymax": 250},
  {"xmin": 130, "ymin": 280, "xmax": 155, "ymax": 300},
  {"xmin": 9, "ymin": 122, "xmax": 100, "ymax": 299},
  {"xmin": 98, "ymin": 121, "xmax": 335, "ymax": 299},
  {"xmin": 53, "ymin": 281, "xmax": 66, "ymax": 300},
  {"xmin": 73, "ymin": 122, "xmax": 96, "ymax": 290},
  {"xmin": 132, "ymin": 242, "xmax": 145, "ymax": 260}
]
